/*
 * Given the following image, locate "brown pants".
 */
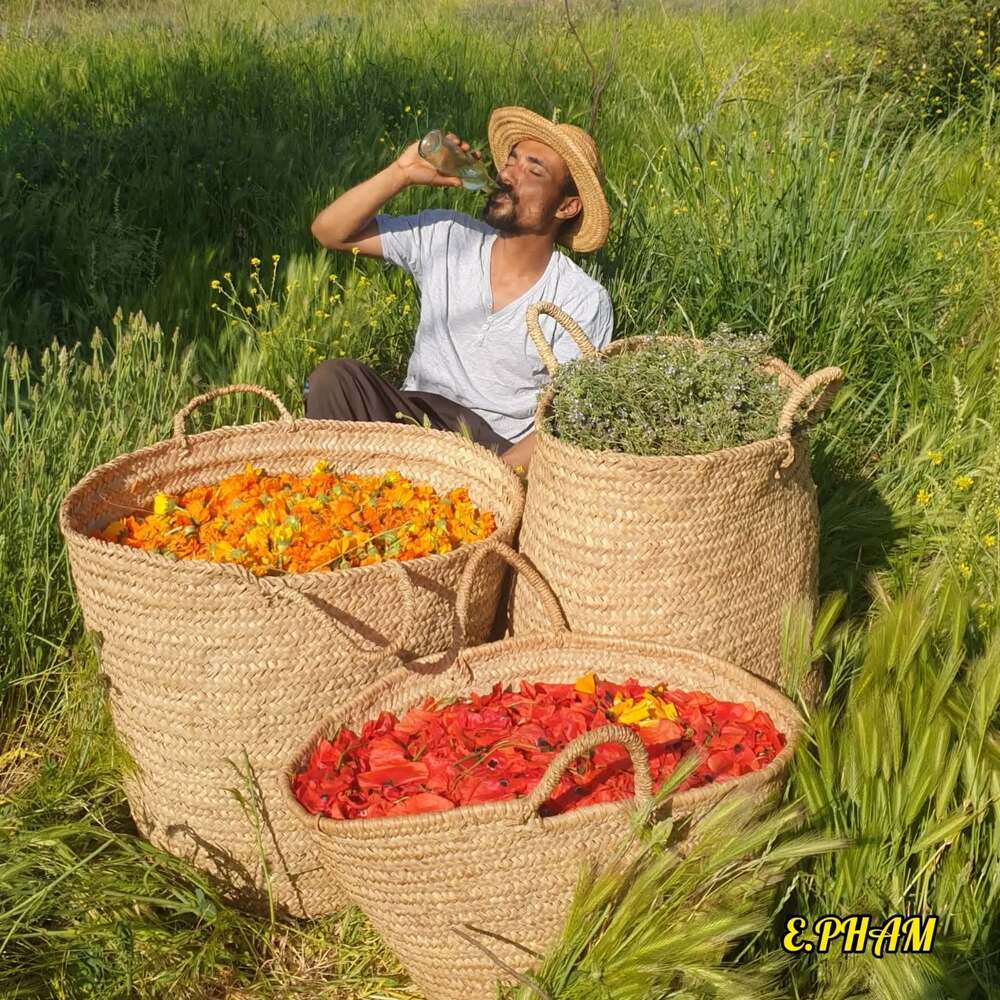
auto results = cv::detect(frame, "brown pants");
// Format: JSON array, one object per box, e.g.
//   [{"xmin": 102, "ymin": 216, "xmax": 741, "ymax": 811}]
[{"xmin": 303, "ymin": 359, "xmax": 513, "ymax": 455}]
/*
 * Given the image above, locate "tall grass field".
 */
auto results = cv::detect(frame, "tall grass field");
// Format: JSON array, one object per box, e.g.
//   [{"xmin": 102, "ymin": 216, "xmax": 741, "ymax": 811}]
[{"xmin": 2, "ymin": 0, "xmax": 999, "ymax": 996}]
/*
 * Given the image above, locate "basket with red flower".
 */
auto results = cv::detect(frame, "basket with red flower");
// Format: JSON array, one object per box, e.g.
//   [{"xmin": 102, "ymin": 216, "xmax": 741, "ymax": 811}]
[{"xmin": 283, "ymin": 538, "xmax": 802, "ymax": 1000}]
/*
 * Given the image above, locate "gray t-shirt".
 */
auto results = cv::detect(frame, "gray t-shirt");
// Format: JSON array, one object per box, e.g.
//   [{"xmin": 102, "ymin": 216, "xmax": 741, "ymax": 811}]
[{"xmin": 375, "ymin": 209, "xmax": 614, "ymax": 443}]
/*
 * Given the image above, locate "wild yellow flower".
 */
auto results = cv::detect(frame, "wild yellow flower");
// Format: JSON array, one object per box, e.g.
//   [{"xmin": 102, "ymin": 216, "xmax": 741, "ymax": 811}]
[
  {"xmin": 916, "ymin": 488, "xmax": 932, "ymax": 507},
  {"xmin": 272, "ymin": 254, "xmax": 280, "ymax": 264},
  {"xmin": 927, "ymin": 450, "xmax": 943, "ymax": 465},
  {"xmin": 983, "ymin": 534, "xmax": 996, "ymax": 549},
  {"xmin": 926, "ymin": 212, "xmax": 936, "ymax": 222},
  {"xmin": 223, "ymin": 271, "xmax": 232, "ymax": 281},
  {"xmin": 352, "ymin": 247, "xmax": 360, "ymax": 256},
  {"xmin": 959, "ymin": 562, "xmax": 972, "ymax": 579},
  {"xmin": 708, "ymin": 159, "xmax": 719, "ymax": 167},
  {"xmin": 954, "ymin": 475, "xmax": 974, "ymax": 491},
  {"xmin": 210, "ymin": 279, "xmax": 221, "ymax": 290},
  {"xmin": 250, "ymin": 257, "xmax": 261, "ymax": 267},
  {"xmin": 973, "ymin": 219, "xmax": 986, "ymax": 230},
  {"xmin": 404, "ymin": 105, "xmax": 411, "ymax": 113}
]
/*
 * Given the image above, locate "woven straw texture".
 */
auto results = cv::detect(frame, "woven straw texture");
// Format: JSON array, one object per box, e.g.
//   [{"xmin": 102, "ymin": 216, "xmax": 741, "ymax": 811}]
[
  {"xmin": 283, "ymin": 539, "xmax": 802, "ymax": 1000},
  {"xmin": 510, "ymin": 303, "xmax": 843, "ymax": 698},
  {"xmin": 58, "ymin": 385, "xmax": 524, "ymax": 918}
]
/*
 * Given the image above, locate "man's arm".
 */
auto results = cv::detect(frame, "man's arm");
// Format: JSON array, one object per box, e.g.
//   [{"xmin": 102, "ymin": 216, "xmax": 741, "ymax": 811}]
[
  {"xmin": 501, "ymin": 431, "xmax": 536, "ymax": 472},
  {"xmin": 504, "ymin": 291, "xmax": 612, "ymax": 472},
  {"xmin": 310, "ymin": 135, "xmax": 477, "ymax": 259}
]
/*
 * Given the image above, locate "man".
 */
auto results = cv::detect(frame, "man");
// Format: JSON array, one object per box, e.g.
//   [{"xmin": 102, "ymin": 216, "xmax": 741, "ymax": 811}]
[{"xmin": 305, "ymin": 105, "xmax": 613, "ymax": 471}]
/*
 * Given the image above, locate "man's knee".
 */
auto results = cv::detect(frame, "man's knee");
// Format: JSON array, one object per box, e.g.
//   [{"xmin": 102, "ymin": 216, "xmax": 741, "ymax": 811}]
[
  {"xmin": 304, "ymin": 357, "xmax": 373, "ymax": 419},
  {"xmin": 305, "ymin": 357, "xmax": 368, "ymax": 395}
]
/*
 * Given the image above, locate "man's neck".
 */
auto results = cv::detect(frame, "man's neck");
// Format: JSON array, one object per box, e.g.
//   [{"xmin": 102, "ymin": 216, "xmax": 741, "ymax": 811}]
[{"xmin": 492, "ymin": 230, "xmax": 556, "ymax": 279}]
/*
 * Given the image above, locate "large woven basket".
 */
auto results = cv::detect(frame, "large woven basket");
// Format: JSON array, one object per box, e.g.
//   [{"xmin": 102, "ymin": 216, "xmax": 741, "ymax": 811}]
[
  {"xmin": 510, "ymin": 302, "xmax": 843, "ymax": 699},
  {"xmin": 59, "ymin": 384, "xmax": 524, "ymax": 918},
  {"xmin": 283, "ymin": 538, "xmax": 802, "ymax": 1000}
]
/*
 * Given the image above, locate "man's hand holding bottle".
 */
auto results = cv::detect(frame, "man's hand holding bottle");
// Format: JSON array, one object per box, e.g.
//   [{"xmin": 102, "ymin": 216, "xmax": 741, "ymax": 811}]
[{"xmin": 394, "ymin": 131, "xmax": 493, "ymax": 191}]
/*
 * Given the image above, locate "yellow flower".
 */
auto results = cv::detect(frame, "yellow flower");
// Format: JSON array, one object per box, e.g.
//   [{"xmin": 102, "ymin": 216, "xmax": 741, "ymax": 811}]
[
  {"xmin": 223, "ymin": 271, "xmax": 232, "ymax": 280},
  {"xmin": 312, "ymin": 460, "xmax": 329, "ymax": 475},
  {"xmin": 927, "ymin": 450, "xmax": 943, "ymax": 465},
  {"xmin": 404, "ymin": 105, "xmax": 411, "ymax": 113},
  {"xmin": 916, "ymin": 488, "xmax": 932, "ymax": 507},
  {"xmin": 352, "ymin": 247, "xmax": 360, "ymax": 256},
  {"xmin": 953, "ymin": 475, "xmax": 974, "ymax": 492},
  {"xmin": 273, "ymin": 524, "xmax": 295, "ymax": 547},
  {"xmin": 153, "ymin": 493, "xmax": 175, "ymax": 516},
  {"xmin": 983, "ymin": 534, "xmax": 996, "ymax": 549},
  {"xmin": 959, "ymin": 562, "xmax": 972, "ymax": 579},
  {"xmin": 708, "ymin": 159, "xmax": 719, "ymax": 167},
  {"xmin": 272, "ymin": 254, "xmax": 280, "ymax": 264},
  {"xmin": 609, "ymin": 690, "xmax": 678, "ymax": 727},
  {"xmin": 255, "ymin": 509, "xmax": 279, "ymax": 529},
  {"xmin": 210, "ymin": 279, "xmax": 221, "ymax": 290},
  {"xmin": 250, "ymin": 257, "xmax": 261, "ymax": 267}
]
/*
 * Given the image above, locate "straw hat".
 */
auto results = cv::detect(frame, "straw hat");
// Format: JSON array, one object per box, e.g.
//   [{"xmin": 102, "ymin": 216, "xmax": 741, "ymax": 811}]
[{"xmin": 487, "ymin": 106, "xmax": 610, "ymax": 253}]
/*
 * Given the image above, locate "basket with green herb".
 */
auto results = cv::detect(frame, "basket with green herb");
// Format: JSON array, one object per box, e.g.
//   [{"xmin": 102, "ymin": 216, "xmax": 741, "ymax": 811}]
[{"xmin": 510, "ymin": 303, "xmax": 843, "ymax": 700}]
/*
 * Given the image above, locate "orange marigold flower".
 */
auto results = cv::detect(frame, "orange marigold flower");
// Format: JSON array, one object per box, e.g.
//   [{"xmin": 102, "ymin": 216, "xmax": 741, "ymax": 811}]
[{"xmin": 93, "ymin": 464, "xmax": 496, "ymax": 574}]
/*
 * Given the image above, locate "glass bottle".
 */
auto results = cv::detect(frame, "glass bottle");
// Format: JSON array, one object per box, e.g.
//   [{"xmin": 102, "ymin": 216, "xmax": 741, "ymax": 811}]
[{"xmin": 418, "ymin": 129, "xmax": 494, "ymax": 191}]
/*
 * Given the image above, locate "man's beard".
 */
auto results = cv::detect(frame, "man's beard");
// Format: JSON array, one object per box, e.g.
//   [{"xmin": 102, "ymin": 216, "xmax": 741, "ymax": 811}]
[{"xmin": 481, "ymin": 186, "xmax": 519, "ymax": 232}]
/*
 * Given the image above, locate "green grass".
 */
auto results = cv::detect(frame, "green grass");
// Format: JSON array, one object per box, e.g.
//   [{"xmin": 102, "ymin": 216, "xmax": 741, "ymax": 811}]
[{"xmin": 2, "ymin": 0, "xmax": 1000, "ymax": 996}]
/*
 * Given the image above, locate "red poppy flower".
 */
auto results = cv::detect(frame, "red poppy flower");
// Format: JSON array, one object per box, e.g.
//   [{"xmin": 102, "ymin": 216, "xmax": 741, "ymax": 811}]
[{"xmin": 291, "ymin": 676, "xmax": 785, "ymax": 821}]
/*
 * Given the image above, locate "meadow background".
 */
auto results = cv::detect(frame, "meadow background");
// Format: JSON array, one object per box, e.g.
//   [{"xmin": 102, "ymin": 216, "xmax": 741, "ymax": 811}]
[{"xmin": 2, "ymin": 0, "xmax": 1000, "ymax": 996}]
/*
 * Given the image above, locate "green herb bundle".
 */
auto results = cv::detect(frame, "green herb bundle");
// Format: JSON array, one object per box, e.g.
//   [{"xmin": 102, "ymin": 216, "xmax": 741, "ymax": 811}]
[{"xmin": 546, "ymin": 330, "xmax": 785, "ymax": 457}]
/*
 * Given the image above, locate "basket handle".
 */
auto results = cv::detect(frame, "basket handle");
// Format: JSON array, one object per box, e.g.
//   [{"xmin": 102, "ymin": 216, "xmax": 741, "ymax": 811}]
[
  {"xmin": 521, "ymin": 725, "xmax": 653, "ymax": 821},
  {"xmin": 525, "ymin": 302, "xmax": 601, "ymax": 377},
  {"xmin": 173, "ymin": 384, "xmax": 296, "ymax": 448},
  {"xmin": 257, "ymin": 559, "xmax": 415, "ymax": 660},
  {"xmin": 452, "ymin": 537, "xmax": 566, "ymax": 654},
  {"xmin": 775, "ymin": 367, "xmax": 843, "ymax": 436}
]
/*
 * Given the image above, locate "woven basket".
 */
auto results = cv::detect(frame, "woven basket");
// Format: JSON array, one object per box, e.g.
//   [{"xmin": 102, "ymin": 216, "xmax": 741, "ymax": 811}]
[
  {"xmin": 510, "ymin": 303, "xmax": 843, "ymax": 698},
  {"xmin": 283, "ymin": 538, "xmax": 802, "ymax": 1000},
  {"xmin": 59, "ymin": 384, "xmax": 525, "ymax": 918}
]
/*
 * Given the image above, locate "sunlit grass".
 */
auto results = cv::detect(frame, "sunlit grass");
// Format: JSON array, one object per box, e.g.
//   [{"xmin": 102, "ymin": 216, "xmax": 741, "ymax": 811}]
[{"xmin": 2, "ymin": 0, "xmax": 1000, "ymax": 997}]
